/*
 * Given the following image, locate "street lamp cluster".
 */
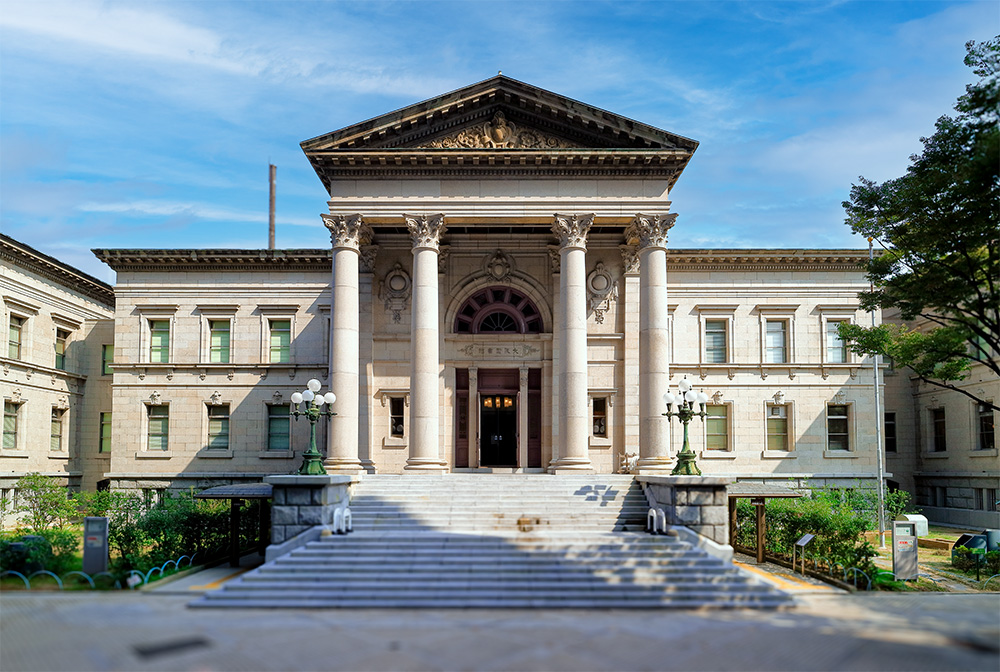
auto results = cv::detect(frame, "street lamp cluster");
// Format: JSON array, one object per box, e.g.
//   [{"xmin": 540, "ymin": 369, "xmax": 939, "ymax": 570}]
[
  {"xmin": 663, "ymin": 377, "xmax": 709, "ymax": 476},
  {"xmin": 290, "ymin": 378, "xmax": 336, "ymax": 475}
]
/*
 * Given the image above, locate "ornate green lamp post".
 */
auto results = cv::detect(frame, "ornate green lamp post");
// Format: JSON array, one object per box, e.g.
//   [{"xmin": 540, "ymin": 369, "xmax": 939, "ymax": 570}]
[
  {"xmin": 663, "ymin": 377, "xmax": 709, "ymax": 476},
  {"xmin": 290, "ymin": 378, "xmax": 336, "ymax": 476}
]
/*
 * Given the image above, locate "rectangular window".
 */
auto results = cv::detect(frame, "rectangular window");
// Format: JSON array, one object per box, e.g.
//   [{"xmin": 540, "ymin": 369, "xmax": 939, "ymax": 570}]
[
  {"xmin": 3, "ymin": 401, "xmax": 19, "ymax": 450},
  {"xmin": 827, "ymin": 404, "xmax": 850, "ymax": 451},
  {"xmin": 8, "ymin": 316, "xmax": 24, "ymax": 360},
  {"xmin": 765, "ymin": 320, "xmax": 787, "ymax": 364},
  {"xmin": 826, "ymin": 320, "xmax": 847, "ymax": 363},
  {"xmin": 934, "ymin": 486, "xmax": 946, "ymax": 508},
  {"xmin": 102, "ymin": 344, "xmax": 114, "ymax": 375},
  {"xmin": 977, "ymin": 403, "xmax": 995, "ymax": 451},
  {"xmin": 884, "ymin": 412, "xmax": 897, "ymax": 453},
  {"xmin": 99, "ymin": 412, "xmax": 112, "ymax": 453},
  {"xmin": 149, "ymin": 320, "xmax": 170, "ymax": 363},
  {"xmin": 705, "ymin": 404, "xmax": 728, "ymax": 451},
  {"xmin": 267, "ymin": 404, "xmax": 290, "ymax": 450},
  {"xmin": 269, "ymin": 319, "xmax": 290, "ymax": 363},
  {"xmin": 209, "ymin": 320, "xmax": 231, "ymax": 364},
  {"xmin": 207, "ymin": 404, "xmax": 230, "ymax": 450},
  {"xmin": 931, "ymin": 408, "xmax": 946, "ymax": 452},
  {"xmin": 390, "ymin": 397, "xmax": 405, "ymax": 437},
  {"xmin": 50, "ymin": 408, "xmax": 65, "ymax": 451},
  {"xmin": 54, "ymin": 329, "xmax": 69, "ymax": 370},
  {"xmin": 766, "ymin": 405, "xmax": 788, "ymax": 451},
  {"xmin": 592, "ymin": 397, "xmax": 608, "ymax": 438},
  {"xmin": 986, "ymin": 489, "xmax": 998, "ymax": 513},
  {"xmin": 974, "ymin": 489, "xmax": 984, "ymax": 510},
  {"xmin": 147, "ymin": 405, "xmax": 168, "ymax": 451},
  {"xmin": 704, "ymin": 319, "xmax": 727, "ymax": 363}
]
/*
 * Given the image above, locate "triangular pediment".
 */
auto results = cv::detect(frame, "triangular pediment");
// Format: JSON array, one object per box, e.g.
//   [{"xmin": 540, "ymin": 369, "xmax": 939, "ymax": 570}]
[{"xmin": 301, "ymin": 75, "xmax": 698, "ymax": 152}]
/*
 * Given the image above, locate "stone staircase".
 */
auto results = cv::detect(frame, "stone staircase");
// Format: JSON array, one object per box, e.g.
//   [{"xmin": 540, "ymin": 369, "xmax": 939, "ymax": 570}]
[{"xmin": 191, "ymin": 474, "xmax": 791, "ymax": 609}]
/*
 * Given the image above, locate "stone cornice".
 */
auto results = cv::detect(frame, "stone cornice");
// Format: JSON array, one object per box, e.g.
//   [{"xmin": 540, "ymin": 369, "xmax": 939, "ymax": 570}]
[
  {"xmin": 92, "ymin": 247, "xmax": 867, "ymax": 273},
  {"xmin": 2, "ymin": 234, "xmax": 114, "ymax": 308},
  {"xmin": 93, "ymin": 248, "xmax": 333, "ymax": 272}
]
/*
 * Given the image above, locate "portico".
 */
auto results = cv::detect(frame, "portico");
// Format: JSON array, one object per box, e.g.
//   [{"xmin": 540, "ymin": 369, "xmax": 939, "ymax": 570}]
[{"xmin": 302, "ymin": 75, "xmax": 698, "ymax": 475}]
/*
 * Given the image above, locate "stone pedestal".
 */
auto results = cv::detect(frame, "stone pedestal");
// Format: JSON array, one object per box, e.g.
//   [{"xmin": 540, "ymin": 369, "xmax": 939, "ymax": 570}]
[
  {"xmin": 265, "ymin": 474, "xmax": 354, "ymax": 546},
  {"xmin": 638, "ymin": 475, "xmax": 731, "ymax": 545}
]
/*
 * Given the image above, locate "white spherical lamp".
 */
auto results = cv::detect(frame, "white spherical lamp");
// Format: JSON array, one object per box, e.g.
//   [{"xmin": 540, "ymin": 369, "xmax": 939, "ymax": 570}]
[
  {"xmin": 307, "ymin": 379, "xmax": 322, "ymax": 393},
  {"xmin": 290, "ymin": 392, "xmax": 303, "ymax": 405},
  {"xmin": 324, "ymin": 392, "xmax": 337, "ymax": 405}
]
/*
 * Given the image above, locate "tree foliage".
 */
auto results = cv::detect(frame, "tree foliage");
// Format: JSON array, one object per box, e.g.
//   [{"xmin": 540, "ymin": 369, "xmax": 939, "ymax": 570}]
[{"xmin": 840, "ymin": 37, "xmax": 999, "ymax": 410}]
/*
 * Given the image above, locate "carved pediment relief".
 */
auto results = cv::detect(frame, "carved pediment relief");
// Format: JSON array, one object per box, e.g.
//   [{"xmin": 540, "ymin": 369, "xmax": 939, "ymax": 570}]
[{"xmin": 420, "ymin": 112, "xmax": 582, "ymax": 150}]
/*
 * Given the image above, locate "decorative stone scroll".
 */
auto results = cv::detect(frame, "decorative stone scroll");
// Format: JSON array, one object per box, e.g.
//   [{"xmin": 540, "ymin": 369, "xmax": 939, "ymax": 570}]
[
  {"xmin": 547, "ymin": 247, "xmax": 561, "ymax": 273},
  {"xmin": 626, "ymin": 213, "xmax": 678, "ymax": 250},
  {"xmin": 148, "ymin": 391, "xmax": 162, "ymax": 406},
  {"xmin": 55, "ymin": 396, "xmax": 69, "ymax": 411},
  {"xmin": 359, "ymin": 245, "xmax": 378, "ymax": 273},
  {"xmin": 322, "ymin": 214, "xmax": 372, "ymax": 251},
  {"xmin": 438, "ymin": 246, "xmax": 450, "ymax": 274},
  {"xmin": 405, "ymin": 214, "xmax": 446, "ymax": 251},
  {"xmin": 423, "ymin": 111, "xmax": 579, "ymax": 150},
  {"xmin": 209, "ymin": 391, "xmax": 223, "ymax": 406},
  {"xmin": 619, "ymin": 244, "xmax": 640, "ymax": 275},
  {"xmin": 552, "ymin": 214, "xmax": 593, "ymax": 250},
  {"xmin": 587, "ymin": 262, "xmax": 618, "ymax": 324},
  {"xmin": 380, "ymin": 263, "xmax": 411, "ymax": 324}
]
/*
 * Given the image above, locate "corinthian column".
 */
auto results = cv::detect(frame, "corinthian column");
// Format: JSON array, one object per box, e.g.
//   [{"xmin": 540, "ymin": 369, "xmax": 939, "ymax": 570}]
[
  {"xmin": 321, "ymin": 213, "xmax": 371, "ymax": 473},
  {"xmin": 404, "ymin": 214, "xmax": 448, "ymax": 472},
  {"xmin": 549, "ymin": 214, "xmax": 594, "ymax": 473},
  {"xmin": 627, "ymin": 213, "xmax": 677, "ymax": 473}
]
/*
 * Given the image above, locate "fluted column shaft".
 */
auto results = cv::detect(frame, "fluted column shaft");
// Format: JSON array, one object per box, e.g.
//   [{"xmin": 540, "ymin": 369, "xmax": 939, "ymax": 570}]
[
  {"xmin": 405, "ymin": 214, "xmax": 447, "ymax": 471},
  {"xmin": 550, "ymin": 214, "xmax": 594, "ymax": 473},
  {"xmin": 322, "ymin": 214, "xmax": 370, "ymax": 473},
  {"xmin": 629, "ymin": 214, "xmax": 677, "ymax": 473}
]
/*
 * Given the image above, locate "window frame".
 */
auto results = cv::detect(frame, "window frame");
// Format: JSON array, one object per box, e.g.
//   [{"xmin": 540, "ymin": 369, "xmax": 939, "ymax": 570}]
[
  {"xmin": 764, "ymin": 402, "xmax": 792, "ymax": 454},
  {"xmin": 257, "ymin": 306, "xmax": 297, "ymax": 365},
  {"xmin": 101, "ymin": 344, "xmax": 114, "ymax": 375},
  {"xmin": 819, "ymin": 312, "xmax": 855, "ymax": 365},
  {"xmin": 136, "ymin": 305, "xmax": 178, "ymax": 364},
  {"xmin": 3, "ymin": 400, "xmax": 22, "ymax": 452},
  {"xmin": 206, "ymin": 403, "xmax": 231, "ymax": 451},
  {"xmin": 266, "ymin": 403, "xmax": 291, "ymax": 452},
  {"xmin": 696, "ymin": 306, "xmax": 738, "ymax": 366},
  {"xmin": 704, "ymin": 403, "xmax": 731, "ymax": 452},
  {"xmin": 8, "ymin": 314, "xmax": 25, "ymax": 360},
  {"xmin": 50, "ymin": 407, "xmax": 66, "ymax": 452},
  {"xmin": 148, "ymin": 319, "xmax": 171, "ymax": 364},
  {"xmin": 884, "ymin": 411, "xmax": 897, "ymax": 453},
  {"xmin": 389, "ymin": 396, "xmax": 405, "ymax": 438},
  {"xmin": 826, "ymin": 403, "xmax": 852, "ymax": 452},
  {"xmin": 54, "ymin": 329, "xmax": 70, "ymax": 370},
  {"xmin": 976, "ymin": 402, "xmax": 995, "ymax": 452},
  {"xmin": 197, "ymin": 306, "xmax": 238, "ymax": 365},
  {"xmin": 145, "ymin": 404, "xmax": 169, "ymax": 452},
  {"xmin": 99, "ymin": 412, "xmax": 112, "ymax": 453},
  {"xmin": 930, "ymin": 407, "xmax": 947, "ymax": 453}
]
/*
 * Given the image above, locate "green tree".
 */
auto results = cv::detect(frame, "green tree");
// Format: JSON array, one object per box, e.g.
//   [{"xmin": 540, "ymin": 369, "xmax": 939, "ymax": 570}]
[
  {"xmin": 13, "ymin": 473, "xmax": 78, "ymax": 532},
  {"xmin": 840, "ymin": 38, "xmax": 999, "ymax": 411}
]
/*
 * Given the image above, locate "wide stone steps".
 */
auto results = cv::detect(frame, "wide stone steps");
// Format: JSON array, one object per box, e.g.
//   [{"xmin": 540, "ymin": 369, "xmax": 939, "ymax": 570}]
[{"xmin": 191, "ymin": 475, "xmax": 791, "ymax": 609}]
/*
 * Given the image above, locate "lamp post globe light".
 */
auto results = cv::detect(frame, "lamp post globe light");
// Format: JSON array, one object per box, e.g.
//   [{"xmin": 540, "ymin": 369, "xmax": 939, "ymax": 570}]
[
  {"xmin": 289, "ymin": 378, "xmax": 337, "ymax": 475},
  {"xmin": 663, "ymin": 377, "xmax": 709, "ymax": 476}
]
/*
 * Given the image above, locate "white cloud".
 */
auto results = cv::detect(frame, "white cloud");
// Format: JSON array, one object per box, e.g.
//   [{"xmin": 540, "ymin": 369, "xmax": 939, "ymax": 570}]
[{"xmin": 77, "ymin": 199, "xmax": 319, "ymax": 228}]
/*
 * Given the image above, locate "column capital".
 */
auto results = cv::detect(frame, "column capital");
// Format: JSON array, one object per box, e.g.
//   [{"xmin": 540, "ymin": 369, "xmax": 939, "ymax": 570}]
[
  {"xmin": 626, "ymin": 213, "xmax": 677, "ymax": 250},
  {"xmin": 552, "ymin": 213, "xmax": 594, "ymax": 250},
  {"xmin": 322, "ymin": 214, "xmax": 372, "ymax": 251},
  {"xmin": 405, "ymin": 214, "xmax": 446, "ymax": 251}
]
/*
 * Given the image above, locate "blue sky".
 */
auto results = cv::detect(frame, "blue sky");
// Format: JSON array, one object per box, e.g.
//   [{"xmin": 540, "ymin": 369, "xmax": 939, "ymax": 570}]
[{"xmin": 1, "ymin": 0, "xmax": 996, "ymax": 282}]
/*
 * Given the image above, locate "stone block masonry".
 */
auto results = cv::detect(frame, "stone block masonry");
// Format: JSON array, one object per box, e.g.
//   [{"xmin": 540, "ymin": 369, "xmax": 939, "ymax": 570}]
[
  {"xmin": 264, "ymin": 474, "xmax": 354, "ymax": 545},
  {"xmin": 639, "ymin": 475, "xmax": 731, "ymax": 545}
]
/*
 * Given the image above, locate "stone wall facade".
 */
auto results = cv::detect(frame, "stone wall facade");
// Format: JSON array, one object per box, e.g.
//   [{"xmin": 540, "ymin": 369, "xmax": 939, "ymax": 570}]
[{"xmin": 640, "ymin": 475, "xmax": 731, "ymax": 545}]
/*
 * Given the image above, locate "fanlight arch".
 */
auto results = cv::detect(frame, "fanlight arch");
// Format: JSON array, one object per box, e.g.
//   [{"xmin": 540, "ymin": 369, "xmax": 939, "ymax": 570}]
[{"xmin": 453, "ymin": 286, "xmax": 543, "ymax": 334}]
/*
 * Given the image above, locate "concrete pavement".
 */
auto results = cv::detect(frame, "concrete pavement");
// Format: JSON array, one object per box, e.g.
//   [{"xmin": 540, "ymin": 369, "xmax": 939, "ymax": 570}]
[{"xmin": 1, "ymin": 591, "xmax": 997, "ymax": 671}]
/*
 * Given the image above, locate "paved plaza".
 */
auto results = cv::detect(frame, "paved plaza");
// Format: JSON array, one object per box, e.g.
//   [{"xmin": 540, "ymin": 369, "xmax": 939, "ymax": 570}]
[{"xmin": 1, "ymin": 591, "xmax": 997, "ymax": 671}]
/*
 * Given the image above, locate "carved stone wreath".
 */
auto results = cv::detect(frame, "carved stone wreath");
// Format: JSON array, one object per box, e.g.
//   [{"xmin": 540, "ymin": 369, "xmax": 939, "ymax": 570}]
[
  {"xmin": 587, "ymin": 262, "xmax": 618, "ymax": 324},
  {"xmin": 423, "ymin": 111, "xmax": 580, "ymax": 150},
  {"xmin": 381, "ymin": 263, "xmax": 411, "ymax": 324}
]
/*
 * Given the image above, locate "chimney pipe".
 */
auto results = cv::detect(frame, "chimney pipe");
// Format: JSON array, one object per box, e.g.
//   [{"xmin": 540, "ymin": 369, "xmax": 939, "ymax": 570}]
[{"xmin": 268, "ymin": 164, "xmax": 276, "ymax": 249}]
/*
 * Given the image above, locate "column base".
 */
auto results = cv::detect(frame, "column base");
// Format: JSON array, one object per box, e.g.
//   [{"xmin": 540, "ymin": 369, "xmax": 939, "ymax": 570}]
[
  {"xmin": 547, "ymin": 457, "xmax": 594, "ymax": 474},
  {"xmin": 636, "ymin": 457, "xmax": 673, "ymax": 475},
  {"xmin": 404, "ymin": 458, "xmax": 448, "ymax": 472},
  {"xmin": 322, "ymin": 457, "xmax": 366, "ymax": 475}
]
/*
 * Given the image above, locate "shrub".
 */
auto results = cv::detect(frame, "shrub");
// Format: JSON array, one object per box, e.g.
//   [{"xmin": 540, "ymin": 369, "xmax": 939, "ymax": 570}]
[{"xmin": 952, "ymin": 547, "xmax": 1000, "ymax": 575}]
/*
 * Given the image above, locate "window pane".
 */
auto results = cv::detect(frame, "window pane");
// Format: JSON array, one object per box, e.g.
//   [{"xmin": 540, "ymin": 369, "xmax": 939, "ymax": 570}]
[
  {"xmin": 827, "ymin": 405, "xmax": 849, "ymax": 450},
  {"xmin": 593, "ymin": 398, "xmax": 607, "ymax": 437},
  {"xmin": 390, "ymin": 397, "xmax": 404, "ymax": 437},
  {"xmin": 705, "ymin": 405, "xmax": 728, "ymax": 450},
  {"xmin": 100, "ymin": 412, "xmax": 112, "ymax": 452},
  {"xmin": 55, "ymin": 330, "xmax": 68, "ymax": 370},
  {"xmin": 210, "ymin": 320, "xmax": 230, "ymax": 363},
  {"xmin": 884, "ymin": 412, "xmax": 897, "ymax": 452},
  {"xmin": 268, "ymin": 405, "xmax": 290, "ymax": 450},
  {"xmin": 148, "ymin": 405, "xmax": 168, "ymax": 451},
  {"xmin": 765, "ymin": 320, "xmax": 787, "ymax": 363},
  {"xmin": 207, "ymin": 404, "xmax": 230, "ymax": 449},
  {"xmin": 150, "ymin": 320, "xmax": 170, "ymax": 363},
  {"xmin": 766, "ymin": 417, "xmax": 788, "ymax": 451},
  {"xmin": 3, "ymin": 402, "xmax": 18, "ymax": 450},
  {"xmin": 51, "ymin": 409, "xmax": 63, "ymax": 451},
  {"xmin": 102, "ymin": 344, "xmax": 114, "ymax": 375},
  {"xmin": 705, "ymin": 320, "xmax": 727, "ymax": 363},
  {"xmin": 9, "ymin": 317, "xmax": 23, "ymax": 359},
  {"xmin": 826, "ymin": 321, "xmax": 846, "ymax": 363},
  {"xmin": 269, "ymin": 320, "xmax": 290, "ymax": 363},
  {"xmin": 978, "ymin": 404, "xmax": 995, "ymax": 451}
]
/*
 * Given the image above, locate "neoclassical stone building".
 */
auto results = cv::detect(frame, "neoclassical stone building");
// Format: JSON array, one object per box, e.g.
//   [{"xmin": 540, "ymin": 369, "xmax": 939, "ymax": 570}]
[{"xmin": 88, "ymin": 77, "xmax": 893, "ymax": 493}]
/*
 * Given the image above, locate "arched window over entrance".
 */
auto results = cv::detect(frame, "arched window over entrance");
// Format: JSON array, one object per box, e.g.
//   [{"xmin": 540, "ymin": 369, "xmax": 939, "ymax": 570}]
[{"xmin": 453, "ymin": 286, "xmax": 543, "ymax": 334}]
